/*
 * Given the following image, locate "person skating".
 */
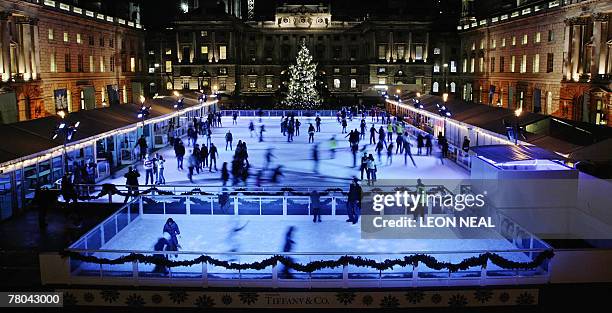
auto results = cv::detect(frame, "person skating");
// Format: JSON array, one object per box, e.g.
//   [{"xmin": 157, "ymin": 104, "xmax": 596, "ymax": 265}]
[
  {"xmin": 225, "ymin": 130, "xmax": 233, "ymax": 151},
  {"xmin": 360, "ymin": 119, "xmax": 367, "ymax": 140},
  {"xmin": 375, "ymin": 140, "xmax": 384, "ymax": 164},
  {"xmin": 123, "ymin": 166, "xmax": 140, "ymax": 203},
  {"xmin": 209, "ymin": 143, "xmax": 218, "ymax": 171},
  {"xmin": 163, "ymin": 218, "xmax": 181, "ymax": 256},
  {"xmin": 346, "ymin": 177, "xmax": 362, "ymax": 224},
  {"xmin": 395, "ymin": 132, "xmax": 404, "ymax": 154},
  {"xmin": 387, "ymin": 123, "xmax": 394, "ymax": 143},
  {"xmin": 287, "ymin": 119, "xmax": 294, "ymax": 142},
  {"xmin": 221, "ymin": 162, "xmax": 229, "ymax": 186},
  {"xmin": 329, "ymin": 135, "xmax": 337, "ymax": 159},
  {"xmin": 417, "ymin": 134, "xmax": 424, "ymax": 155},
  {"xmin": 425, "ymin": 135, "xmax": 433, "ymax": 156},
  {"xmin": 187, "ymin": 150, "xmax": 197, "ymax": 183},
  {"xmin": 206, "ymin": 127, "xmax": 212, "ymax": 147},
  {"xmin": 370, "ymin": 124, "xmax": 378, "ymax": 144},
  {"xmin": 249, "ymin": 120, "xmax": 255, "ymax": 137},
  {"xmin": 386, "ymin": 143, "xmax": 394, "ymax": 165},
  {"xmin": 200, "ymin": 144, "xmax": 209, "ymax": 169},
  {"xmin": 143, "ymin": 155, "xmax": 155, "ymax": 185},
  {"xmin": 156, "ymin": 155, "xmax": 166, "ymax": 185},
  {"xmin": 404, "ymin": 136, "xmax": 417, "ymax": 167},
  {"xmin": 351, "ymin": 142, "xmax": 359, "ymax": 168},
  {"xmin": 193, "ymin": 144, "xmax": 201, "ymax": 174},
  {"xmin": 295, "ymin": 119, "xmax": 301, "ymax": 136},
  {"xmin": 315, "ymin": 115, "xmax": 321, "ymax": 132},
  {"xmin": 259, "ymin": 124, "xmax": 266, "ymax": 142},
  {"xmin": 366, "ymin": 154, "xmax": 376, "ymax": 185},
  {"xmin": 378, "ymin": 126, "xmax": 386, "ymax": 147},
  {"xmin": 360, "ymin": 152, "xmax": 368, "ymax": 180},
  {"xmin": 271, "ymin": 166, "xmax": 284, "ymax": 183},
  {"xmin": 217, "ymin": 113, "xmax": 222, "ymax": 127},
  {"xmin": 312, "ymin": 143, "xmax": 319, "ymax": 174},
  {"xmin": 308, "ymin": 123, "xmax": 315, "ymax": 143},
  {"xmin": 341, "ymin": 118, "xmax": 348, "ymax": 134},
  {"xmin": 280, "ymin": 226, "xmax": 296, "ymax": 278},
  {"xmin": 310, "ymin": 190, "xmax": 321, "ymax": 223},
  {"xmin": 232, "ymin": 112, "xmax": 238, "ymax": 125},
  {"xmin": 174, "ymin": 139, "xmax": 185, "ymax": 170},
  {"xmin": 440, "ymin": 136, "xmax": 449, "ymax": 164},
  {"xmin": 187, "ymin": 126, "xmax": 196, "ymax": 147}
]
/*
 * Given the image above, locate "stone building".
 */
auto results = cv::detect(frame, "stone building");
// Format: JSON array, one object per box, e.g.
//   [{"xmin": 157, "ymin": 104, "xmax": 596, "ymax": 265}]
[
  {"xmin": 457, "ymin": 0, "xmax": 611, "ymax": 126},
  {"xmin": 147, "ymin": 2, "xmax": 458, "ymax": 106},
  {"xmin": 0, "ymin": 0, "xmax": 146, "ymax": 124}
]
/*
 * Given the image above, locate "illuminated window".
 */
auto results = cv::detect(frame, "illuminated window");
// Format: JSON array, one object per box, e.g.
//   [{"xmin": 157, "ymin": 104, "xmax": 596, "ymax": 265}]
[
  {"xmin": 165, "ymin": 49, "xmax": 172, "ymax": 55},
  {"xmin": 535, "ymin": 32, "xmax": 541, "ymax": 43},
  {"xmin": 165, "ymin": 61, "xmax": 172, "ymax": 73},
  {"xmin": 450, "ymin": 61, "xmax": 457, "ymax": 73},
  {"xmin": 333, "ymin": 78, "xmax": 340, "ymax": 89},
  {"xmin": 48, "ymin": 28, "xmax": 54, "ymax": 40},
  {"xmin": 470, "ymin": 58, "xmax": 475, "ymax": 73},
  {"xmin": 533, "ymin": 54, "xmax": 540, "ymax": 73},
  {"xmin": 350, "ymin": 79, "xmax": 357, "ymax": 89},
  {"xmin": 130, "ymin": 57, "xmax": 136, "ymax": 72},
  {"xmin": 201, "ymin": 31, "xmax": 207, "ymax": 37},
  {"xmin": 378, "ymin": 45, "xmax": 386, "ymax": 60},
  {"xmin": 201, "ymin": 46, "xmax": 208, "ymax": 54},
  {"xmin": 501, "ymin": 38, "xmax": 506, "ymax": 47},
  {"xmin": 100, "ymin": 56, "xmax": 105, "ymax": 72},
  {"xmin": 434, "ymin": 65, "xmax": 440, "ymax": 73},
  {"xmin": 89, "ymin": 55, "xmax": 94, "ymax": 72},
  {"xmin": 415, "ymin": 45, "xmax": 423, "ymax": 60},
  {"xmin": 511, "ymin": 55, "xmax": 516, "ymax": 72},
  {"xmin": 219, "ymin": 45, "xmax": 227, "ymax": 60},
  {"xmin": 76, "ymin": 33, "xmax": 81, "ymax": 44},
  {"xmin": 491, "ymin": 39, "xmax": 496, "ymax": 49},
  {"xmin": 63, "ymin": 32, "xmax": 69, "ymax": 42},
  {"xmin": 433, "ymin": 81, "xmax": 439, "ymax": 92},
  {"xmin": 522, "ymin": 34, "xmax": 528, "ymax": 45},
  {"xmin": 512, "ymin": 36, "xmax": 516, "ymax": 46},
  {"xmin": 520, "ymin": 54, "xmax": 527, "ymax": 73},
  {"xmin": 50, "ymin": 48, "xmax": 56, "ymax": 72},
  {"xmin": 433, "ymin": 48, "xmax": 441, "ymax": 55},
  {"xmin": 479, "ymin": 57, "xmax": 484, "ymax": 72},
  {"xmin": 378, "ymin": 77, "xmax": 386, "ymax": 84},
  {"xmin": 450, "ymin": 82, "xmax": 456, "ymax": 93}
]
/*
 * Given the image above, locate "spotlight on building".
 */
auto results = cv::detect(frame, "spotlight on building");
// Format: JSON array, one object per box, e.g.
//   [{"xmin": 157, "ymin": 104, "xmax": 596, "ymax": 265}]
[
  {"xmin": 443, "ymin": 92, "xmax": 449, "ymax": 102},
  {"xmin": 515, "ymin": 107, "xmax": 523, "ymax": 117}
]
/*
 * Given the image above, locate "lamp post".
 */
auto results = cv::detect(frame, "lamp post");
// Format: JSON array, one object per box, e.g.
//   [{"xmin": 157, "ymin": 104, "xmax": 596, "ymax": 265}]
[
  {"xmin": 53, "ymin": 110, "xmax": 80, "ymax": 174},
  {"xmin": 174, "ymin": 97, "xmax": 184, "ymax": 127},
  {"xmin": 513, "ymin": 107, "xmax": 522, "ymax": 145}
]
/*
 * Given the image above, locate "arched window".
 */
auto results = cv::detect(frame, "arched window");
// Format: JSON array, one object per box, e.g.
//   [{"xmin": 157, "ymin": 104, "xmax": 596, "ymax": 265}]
[
  {"xmin": 350, "ymin": 79, "xmax": 356, "ymax": 89},
  {"xmin": 432, "ymin": 81, "xmax": 439, "ymax": 93},
  {"xmin": 333, "ymin": 78, "xmax": 340, "ymax": 89},
  {"xmin": 450, "ymin": 82, "xmax": 456, "ymax": 93}
]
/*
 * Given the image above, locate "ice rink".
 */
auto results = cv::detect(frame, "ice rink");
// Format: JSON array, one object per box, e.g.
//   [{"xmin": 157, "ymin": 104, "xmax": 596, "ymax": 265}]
[{"xmin": 99, "ymin": 115, "xmax": 468, "ymax": 188}]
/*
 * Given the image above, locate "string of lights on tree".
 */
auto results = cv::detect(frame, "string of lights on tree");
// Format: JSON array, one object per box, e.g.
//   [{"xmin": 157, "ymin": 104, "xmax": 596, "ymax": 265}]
[{"xmin": 283, "ymin": 43, "xmax": 321, "ymax": 109}]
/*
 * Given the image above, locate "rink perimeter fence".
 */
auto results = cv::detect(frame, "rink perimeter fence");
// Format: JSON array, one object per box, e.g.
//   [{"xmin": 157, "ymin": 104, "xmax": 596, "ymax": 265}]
[{"xmin": 49, "ymin": 184, "xmax": 554, "ymax": 288}]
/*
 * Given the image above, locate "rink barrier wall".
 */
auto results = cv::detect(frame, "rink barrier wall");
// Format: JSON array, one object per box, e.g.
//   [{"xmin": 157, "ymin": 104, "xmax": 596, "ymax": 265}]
[{"xmin": 52, "ymin": 190, "xmax": 554, "ymax": 288}]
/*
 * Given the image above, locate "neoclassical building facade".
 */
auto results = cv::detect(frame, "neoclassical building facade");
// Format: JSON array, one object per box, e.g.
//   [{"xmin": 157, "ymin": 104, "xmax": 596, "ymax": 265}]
[
  {"xmin": 457, "ymin": 0, "xmax": 611, "ymax": 126},
  {"xmin": 0, "ymin": 0, "xmax": 146, "ymax": 124},
  {"xmin": 147, "ymin": 3, "xmax": 458, "ymax": 106}
]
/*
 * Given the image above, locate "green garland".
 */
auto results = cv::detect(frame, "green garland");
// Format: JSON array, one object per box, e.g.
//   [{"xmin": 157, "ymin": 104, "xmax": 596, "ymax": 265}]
[{"xmin": 61, "ymin": 250, "xmax": 553, "ymax": 273}]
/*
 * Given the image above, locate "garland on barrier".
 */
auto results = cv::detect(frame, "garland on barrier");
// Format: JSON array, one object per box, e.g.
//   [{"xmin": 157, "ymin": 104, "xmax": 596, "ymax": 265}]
[
  {"xmin": 75, "ymin": 184, "xmax": 347, "ymax": 201},
  {"xmin": 61, "ymin": 250, "xmax": 553, "ymax": 273}
]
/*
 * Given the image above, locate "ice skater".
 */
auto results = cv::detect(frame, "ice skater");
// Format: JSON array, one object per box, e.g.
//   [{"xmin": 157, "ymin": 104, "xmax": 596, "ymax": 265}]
[
  {"xmin": 259, "ymin": 124, "xmax": 266, "ymax": 142},
  {"xmin": 209, "ymin": 143, "xmax": 219, "ymax": 171},
  {"xmin": 280, "ymin": 226, "xmax": 296, "ymax": 278},
  {"xmin": 312, "ymin": 143, "xmax": 319, "ymax": 174},
  {"xmin": 404, "ymin": 136, "xmax": 417, "ymax": 167},
  {"xmin": 425, "ymin": 135, "xmax": 433, "ymax": 155},
  {"xmin": 315, "ymin": 115, "xmax": 321, "ymax": 132},
  {"xmin": 264, "ymin": 148, "xmax": 275, "ymax": 170},
  {"xmin": 310, "ymin": 190, "xmax": 321, "ymax": 223},
  {"xmin": 226, "ymin": 219, "xmax": 249, "ymax": 261},
  {"xmin": 386, "ymin": 143, "xmax": 394, "ymax": 165},
  {"xmin": 225, "ymin": 130, "xmax": 233, "ymax": 151},
  {"xmin": 221, "ymin": 162, "xmax": 229, "ymax": 186},
  {"xmin": 308, "ymin": 123, "xmax": 315, "ymax": 143},
  {"xmin": 346, "ymin": 178, "xmax": 362, "ymax": 224},
  {"xmin": 163, "ymin": 218, "xmax": 181, "ymax": 256},
  {"xmin": 249, "ymin": 120, "xmax": 255, "ymax": 137},
  {"xmin": 329, "ymin": 135, "xmax": 337, "ymax": 159},
  {"xmin": 369, "ymin": 124, "xmax": 378, "ymax": 144}
]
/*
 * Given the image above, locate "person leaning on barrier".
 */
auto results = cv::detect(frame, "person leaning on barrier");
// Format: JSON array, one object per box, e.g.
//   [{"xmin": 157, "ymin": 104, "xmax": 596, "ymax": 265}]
[{"xmin": 310, "ymin": 190, "xmax": 321, "ymax": 223}]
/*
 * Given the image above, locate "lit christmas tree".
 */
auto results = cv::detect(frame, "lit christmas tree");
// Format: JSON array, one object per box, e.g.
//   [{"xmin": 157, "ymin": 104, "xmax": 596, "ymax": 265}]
[{"xmin": 283, "ymin": 43, "xmax": 321, "ymax": 109}]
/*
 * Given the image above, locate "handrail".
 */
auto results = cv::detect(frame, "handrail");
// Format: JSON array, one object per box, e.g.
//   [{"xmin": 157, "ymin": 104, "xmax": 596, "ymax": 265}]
[{"xmin": 66, "ymin": 247, "xmax": 551, "ymax": 256}]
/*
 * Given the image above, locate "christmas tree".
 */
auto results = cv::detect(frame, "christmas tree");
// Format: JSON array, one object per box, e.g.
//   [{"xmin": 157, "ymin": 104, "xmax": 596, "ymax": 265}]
[{"xmin": 283, "ymin": 43, "xmax": 321, "ymax": 109}]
